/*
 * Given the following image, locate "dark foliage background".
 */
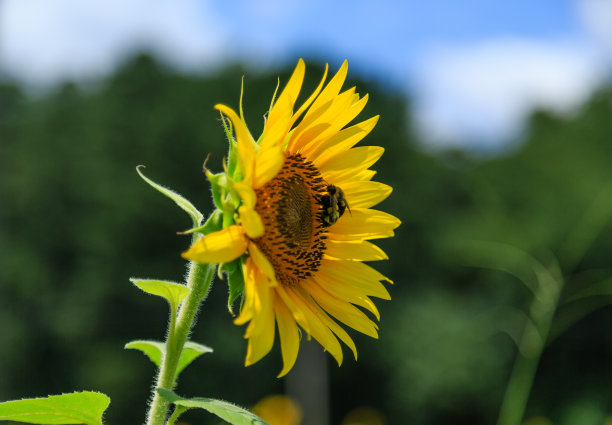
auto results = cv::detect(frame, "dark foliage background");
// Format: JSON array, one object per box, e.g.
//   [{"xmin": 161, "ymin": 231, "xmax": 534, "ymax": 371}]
[{"xmin": 1, "ymin": 54, "xmax": 612, "ymax": 425}]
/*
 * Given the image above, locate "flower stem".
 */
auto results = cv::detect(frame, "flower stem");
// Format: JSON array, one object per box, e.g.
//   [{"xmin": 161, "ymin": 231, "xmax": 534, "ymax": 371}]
[
  {"xmin": 496, "ymin": 262, "xmax": 562, "ymax": 425},
  {"xmin": 145, "ymin": 260, "xmax": 215, "ymax": 425}
]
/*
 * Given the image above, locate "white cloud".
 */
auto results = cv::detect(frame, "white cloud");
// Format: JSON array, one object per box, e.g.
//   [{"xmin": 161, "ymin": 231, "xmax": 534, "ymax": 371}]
[
  {"xmin": 412, "ymin": 38, "xmax": 608, "ymax": 150},
  {"xmin": 577, "ymin": 0, "xmax": 612, "ymax": 56},
  {"xmin": 1, "ymin": 0, "xmax": 228, "ymax": 86}
]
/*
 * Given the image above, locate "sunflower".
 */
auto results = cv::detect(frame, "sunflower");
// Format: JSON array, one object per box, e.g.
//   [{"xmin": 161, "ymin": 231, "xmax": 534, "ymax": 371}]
[{"xmin": 182, "ymin": 59, "xmax": 400, "ymax": 376}]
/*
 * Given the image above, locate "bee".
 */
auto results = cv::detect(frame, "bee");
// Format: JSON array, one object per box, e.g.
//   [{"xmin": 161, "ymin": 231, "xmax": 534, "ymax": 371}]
[{"xmin": 320, "ymin": 184, "xmax": 351, "ymax": 226}]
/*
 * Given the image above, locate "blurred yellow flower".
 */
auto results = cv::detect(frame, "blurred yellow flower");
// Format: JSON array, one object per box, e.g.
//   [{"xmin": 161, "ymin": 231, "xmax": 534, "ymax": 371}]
[
  {"xmin": 251, "ymin": 395, "xmax": 302, "ymax": 425},
  {"xmin": 342, "ymin": 406, "xmax": 386, "ymax": 425},
  {"xmin": 183, "ymin": 59, "xmax": 400, "ymax": 376}
]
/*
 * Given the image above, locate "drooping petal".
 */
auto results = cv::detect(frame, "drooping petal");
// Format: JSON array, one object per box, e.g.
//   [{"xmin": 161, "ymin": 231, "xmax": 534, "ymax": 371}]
[
  {"xmin": 302, "ymin": 279, "xmax": 379, "ymax": 338},
  {"xmin": 248, "ymin": 242, "xmax": 277, "ymax": 283},
  {"xmin": 234, "ymin": 258, "xmax": 257, "ymax": 326},
  {"xmin": 275, "ymin": 299, "xmax": 300, "ymax": 377},
  {"xmin": 318, "ymin": 259, "xmax": 392, "ymax": 300},
  {"xmin": 181, "ymin": 225, "xmax": 248, "ymax": 264},
  {"xmin": 311, "ymin": 273, "xmax": 381, "ymax": 320},
  {"xmin": 294, "ymin": 285, "xmax": 358, "ymax": 361},
  {"xmin": 245, "ymin": 287, "xmax": 276, "ymax": 366},
  {"xmin": 276, "ymin": 285, "xmax": 345, "ymax": 365}
]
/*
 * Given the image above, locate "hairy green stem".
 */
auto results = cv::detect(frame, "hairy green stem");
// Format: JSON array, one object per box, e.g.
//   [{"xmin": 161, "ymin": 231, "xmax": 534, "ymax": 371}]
[{"xmin": 145, "ymin": 260, "xmax": 215, "ymax": 425}]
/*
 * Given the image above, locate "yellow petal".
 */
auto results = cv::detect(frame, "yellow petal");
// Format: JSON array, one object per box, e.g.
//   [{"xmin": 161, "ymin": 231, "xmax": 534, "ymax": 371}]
[
  {"xmin": 245, "ymin": 290, "xmax": 276, "ymax": 366},
  {"xmin": 234, "ymin": 181, "xmax": 257, "ymax": 208},
  {"xmin": 303, "ymin": 279, "xmax": 379, "ymax": 339},
  {"xmin": 283, "ymin": 286, "xmax": 345, "ymax": 366},
  {"xmin": 323, "ymin": 167, "xmax": 377, "ymax": 184},
  {"xmin": 265, "ymin": 59, "xmax": 305, "ymax": 140},
  {"xmin": 324, "ymin": 239, "xmax": 388, "ymax": 261},
  {"xmin": 239, "ymin": 206, "xmax": 264, "ymax": 238},
  {"xmin": 215, "ymin": 104, "xmax": 256, "ymax": 181},
  {"xmin": 248, "ymin": 242, "xmax": 277, "ymax": 283},
  {"xmin": 181, "ymin": 225, "xmax": 247, "ymax": 264},
  {"xmin": 289, "ymin": 88, "xmax": 356, "ymax": 152},
  {"xmin": 301, "ymin": 93, "xmax": 370, "ymax": 155},
  {"xmin": 318, "ymin": 146, "xmax": 384, "ymax": 174},
  {"xmin": 304, "ymin": 115, "xmax": 379, "ymax": 163},
  {"xmin": 303, "ymin": 60, "xmax": 348, "ymax": 121},
  {"xmin": 275, "ymin": 299, "xmax": 300, "ymax": 377},
  {"xmin": 328, "ymin": 208, "xmax": 400, "ymax": 240},
  {"xmin": 340, "ymin": 180, "xmax": 392, "ymax": 209},
  {"xmin": 312, "ymin": 273, "xmax": 380, "ymax": 320},
  {"xmin": 289, "ymin": 63, "xmax": 329, "ymax": 128},
  {"xmin": 318, "ymin": 259, "xmax": 392, "ymax": 299},
  {"xmin": 254, "ymin": 143, "xmax": 285, "ymax": 188},
  {"xmin": 275, "ymin": 284, "xmax": 312, "ymax": 334},
  {"xmin": 234, "ymin": 258, "xmax": 257, "ymax": 325},
  {"xmin": 294, "ymin": 285, "xmax": 357, "ymax": 361}
]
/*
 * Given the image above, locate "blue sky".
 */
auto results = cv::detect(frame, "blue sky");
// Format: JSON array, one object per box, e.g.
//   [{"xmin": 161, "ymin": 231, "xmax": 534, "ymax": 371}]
[{"xmin": 2, "ymin": 0, "xmax": 611, "ymax": 149}]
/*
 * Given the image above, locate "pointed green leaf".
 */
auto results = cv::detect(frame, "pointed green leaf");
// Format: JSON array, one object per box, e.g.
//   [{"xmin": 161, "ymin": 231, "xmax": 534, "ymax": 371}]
[
  {"xmin": 157, "ymin": 389, "xmax": 270, "ymax": 425},
  {"xmin": 124, "ymin": 340, "xmax": 165, "ymax": 367},
  {"xmin": 180, "ymin": 209, "xmax": 223, "ymax": 236},
  {"xmin": 136, "ymin": 165, "xmax": 203, "ymax": 227},
  {"xmin": 125, "ymin": 340, "xmax": 213, "ymax": 377},
  {"xmin": 130, "ymin": 279, "xmax": 190, "ymax": 311},
  {"xmin": 177, "ymin": 342, "xmax": 214, "ymax": 375},
  {"xmin": 0, "ymin": 391, "xmax": 110, "ymax": 425}
]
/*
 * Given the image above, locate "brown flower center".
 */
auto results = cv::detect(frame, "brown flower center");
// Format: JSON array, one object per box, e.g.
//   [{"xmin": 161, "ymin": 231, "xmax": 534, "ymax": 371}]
[{"xmin": 253, "ymin": 153, "xmax": 327, "ymax": 286}]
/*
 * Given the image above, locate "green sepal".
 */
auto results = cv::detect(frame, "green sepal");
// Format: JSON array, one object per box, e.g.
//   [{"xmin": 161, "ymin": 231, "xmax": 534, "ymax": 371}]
[
  {"xmin": 221, "ymin": 258, "xmax": 245, "ymax": 315},
  {"xmin": 125, "ymin": 340, "xmax": 213, "ymax": 378},
  {"xmin": 180, "ymin": 209, "xmax": 223, "ymax": 236},
  {"xmin": 207, "ymin": 172, "xmax": 227, "ymax": 210},
  {"xmin": 0, "ymin": 391, "xmax": 110, "ymax": 425},
  {"xmin": 157, "ymin": 389, "xmax": 270, "ymax": 425},
  {"xmin": 227, "ymin": 138, "xmax": 239, "ymax": 179},
  {"xmin": 130, "ymin": 278, "xmax": 190, "ymax": 312},
  {"xmin": 220, "ymin": 108, "xmax": 243, "ymax": 181},
  {"xmin": 136, "ymin": 166, "xmax": 203, "ymax": 227}
]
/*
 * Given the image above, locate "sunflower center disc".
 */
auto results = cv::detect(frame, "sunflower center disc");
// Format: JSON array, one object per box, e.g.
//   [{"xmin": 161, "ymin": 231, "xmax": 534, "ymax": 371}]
[{"xmin": 254, "ymin": 154, "xmax": 328, "ymax": 286}]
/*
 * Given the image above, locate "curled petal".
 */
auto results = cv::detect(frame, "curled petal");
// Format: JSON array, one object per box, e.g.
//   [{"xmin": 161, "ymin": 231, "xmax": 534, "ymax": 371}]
[{"xmin": 182, "ymin": 225, "xmax": 248, "ymax": 264}]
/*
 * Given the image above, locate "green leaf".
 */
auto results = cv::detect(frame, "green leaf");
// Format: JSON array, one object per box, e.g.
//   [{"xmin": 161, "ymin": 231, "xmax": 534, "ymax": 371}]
[
  {"xmin": 178, "ymin": 342, "xmax": 214, "ymax": 375},
  {"xmin": 0, "ymin": 391, "xmax": 110, "ymax": 425},
  {"xmin": 130, "ymin": 278, "xmax": 190, "ymax": 311},
  {"xmin": 157, "ymin": 389, "xmax": 270, "ymax": 425},
  {"xmin": 124, "ymin": 340, "xmax": 165, "ymax": 367},
  {"xmin": 136, "ymin": 165, "xmax": 203, "ymax": 227},
  {"xmin": 125, "ymin": 340, "xmax": 213, "ymax": 377}
]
